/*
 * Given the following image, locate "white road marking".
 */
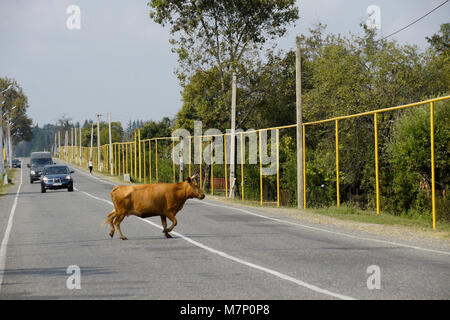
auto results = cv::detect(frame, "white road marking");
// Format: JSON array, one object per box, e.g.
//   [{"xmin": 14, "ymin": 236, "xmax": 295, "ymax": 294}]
[
  {"xmin": 71, "ymin": 167, "xmax": 116, "ymax": 186},
  {"xmin": 198, "ymin": 200, "xmax": 450, "ymax": 256},
  {"xmin": 72, "ymin": 165, "xmax": 450, "ymax": 257},
  {"xmin": 76, "ymin": 187, "xmax": 356, "ymax": 300},
  {"xmin": 0, "ymin": 167, "xmax": 23, "ymax": 292}
]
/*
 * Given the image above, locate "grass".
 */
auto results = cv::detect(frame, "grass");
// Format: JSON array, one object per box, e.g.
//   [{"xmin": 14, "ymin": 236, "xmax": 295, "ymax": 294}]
[
  {"xmin": 0, "ymin": 167, "xmax": 18, "ymax": 196},
  {"xmin": 309, "ymin": 205, "xmax": 450, "ymax": 232}
]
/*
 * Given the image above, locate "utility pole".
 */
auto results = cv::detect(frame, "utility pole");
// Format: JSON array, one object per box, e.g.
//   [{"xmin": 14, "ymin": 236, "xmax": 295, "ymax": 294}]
[
  {"xmin": 229, "ymin": 72, "xmax": 237, "ymax": 198},
  {"xmin": 0, "ymin": 85, "xmax": 12, "ymax": 175},
  {"xmin": 79, "ymin": 126, "xmax": 82, "ymax": 165},
  {"xmin": 54, "ymin": 133, "xmax": 57, "ymax": 156},
  {"xmin": 296, "ymin": 40, "xmax": 304, "ymax": 209},
  {"xmin": 58, "ymin": 131, "xmax": 61, "ymax": 158},
  {"xmin": 0, "ymin": 124, "xmax": 4, "ymax": 176},
  {"xmin": 71, "ymin": 127, "xmax": 74, "ymax": 162},
  {"xmin": 64, "ymin": 130, "xmax": 68, "ymax": 161},
  {"xmin": 179, "ymin": 136, "xmax": 184, "ymax": 182},
  {"xmin": 96, "ymin": 114, "xmax": 101, "ymax": 171},
  {"xmin": 90, "ymin": 122, "xmax": 94, "ymax": 163},
  {"xmin": 74, "ymin": 125, "xmax": 77, "ymax": 162},
  {"xmin": 108, "ymin": 112, "xmax": 113, "ymax": 175},
  {"xmin": 6, "ymin": 114, "xmax": 12, "ymax": 168}
]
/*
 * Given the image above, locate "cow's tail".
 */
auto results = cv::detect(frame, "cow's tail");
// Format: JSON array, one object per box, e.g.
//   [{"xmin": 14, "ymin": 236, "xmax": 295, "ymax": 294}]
[
  {"xmin": 103, "ymin": 210, "xmax": 116, "ymax": 226},
  {"xmin": 104, "ymin": 186, "xmax": 120, "ymax": 226}
]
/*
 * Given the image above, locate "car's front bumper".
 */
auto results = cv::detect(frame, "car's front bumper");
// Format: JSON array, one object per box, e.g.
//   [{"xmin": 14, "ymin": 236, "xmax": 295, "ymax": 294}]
[
  {"xmin": 41, "ymin": 180, "xmax": 72, "ymax": 190},
  {"xmin": 30, "ymin": 171, "xmax": 42, "ymax": 180}
]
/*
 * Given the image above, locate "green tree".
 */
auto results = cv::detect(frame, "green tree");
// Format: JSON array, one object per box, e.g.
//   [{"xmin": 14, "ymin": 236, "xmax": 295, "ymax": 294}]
[
  {"xmin": 385, "ymin": 101, "xmax": 449, "ymax": 221},
  {"xmin": 426, "ymin": 23, "xmax": 449, "ymax": 54},
  {"xmin": 148, "ymin": 0, "xmax": 299, "ymax": 88},
  {"xmin": 0, "ymin": 77, "xmax": 34, "ymax": 144},
  {"xmin": 140, "ymin": 117, "xmax": 172, "ymax": 140}
]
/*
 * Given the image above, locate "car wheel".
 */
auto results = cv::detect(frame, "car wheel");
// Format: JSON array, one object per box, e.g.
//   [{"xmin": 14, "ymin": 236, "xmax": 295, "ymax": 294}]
[
  {"xmin": 30, "ymin": 178, "xmax": 33, "ymax": 184},
  {"xmin": 41, "ymin": 186, "xmax": 46, "ymax": 193},
  {"xmin": 68, "ymin": 185, "xmax": 74, "ymax": 192}
]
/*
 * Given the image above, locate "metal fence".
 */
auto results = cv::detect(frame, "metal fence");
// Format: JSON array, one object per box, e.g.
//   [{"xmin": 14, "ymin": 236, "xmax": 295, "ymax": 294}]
[{"xmin": 58, "ymin": 95, "xmax": 449, "ymax": 229}]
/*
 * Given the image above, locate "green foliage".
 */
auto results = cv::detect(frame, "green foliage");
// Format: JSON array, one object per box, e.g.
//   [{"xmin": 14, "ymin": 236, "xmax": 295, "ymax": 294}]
[
  {"xmin": 385, "ymin": 101, "xmax": 449, "ymax": 221},
  {"xmin": 140, "ymin": 117, "xmax": 172, "ymax": 140},
  {"xmin": 0, "ymin": 77, "xmax": 34, "ymax": 144},
  {"xmin": 426, "ymin": 23, "xmax": 449, "ymax": 54},
  {"xmin": 148, "ymin": 0, "xmax": 299, "ymax": 86}
]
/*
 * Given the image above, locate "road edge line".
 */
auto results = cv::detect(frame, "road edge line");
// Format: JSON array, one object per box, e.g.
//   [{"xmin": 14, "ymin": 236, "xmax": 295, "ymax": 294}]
[
  {"xmin": 0, "ymin": 167, "xmax": 23, "ymax": 292},
  {"xmin": 197, "ymin": 200, "xmax": 450, "ymax": 256}
]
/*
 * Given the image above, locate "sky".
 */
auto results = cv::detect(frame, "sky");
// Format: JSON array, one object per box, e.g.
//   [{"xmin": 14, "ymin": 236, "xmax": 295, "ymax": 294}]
[{"xmin": 0, "ymin": 0, "xmax": 449, "ymax": 127}]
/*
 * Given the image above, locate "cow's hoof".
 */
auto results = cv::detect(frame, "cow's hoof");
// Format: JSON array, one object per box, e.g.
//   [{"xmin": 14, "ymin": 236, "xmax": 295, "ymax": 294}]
[
  {"xmin": 162, "ymin": 228, "xmax": 169, "ymax": 234},
  {"xmin": 109, "ymin": 231, "xmax": 114, "ymax": 238},
  {"xmin": 120, "ymin": 236, "xmax": 128, "ymax": 240},
  {"xmin": 165, "ymin": 233, "xmax": 173, "ymax": 239}
]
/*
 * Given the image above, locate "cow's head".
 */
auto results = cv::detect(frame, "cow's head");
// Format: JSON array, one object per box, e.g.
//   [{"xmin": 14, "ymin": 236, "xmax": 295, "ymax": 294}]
[{"xmin": 186, "ymin": 175, "xmax": 205, "ymax": 200}]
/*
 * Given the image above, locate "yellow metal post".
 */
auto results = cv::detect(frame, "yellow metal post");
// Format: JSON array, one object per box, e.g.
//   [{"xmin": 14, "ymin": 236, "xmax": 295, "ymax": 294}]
[
  {"xmin": 134, "ymin": 132, "xmax": 137, "ymax": 180},
  {"xmin": 172, "ymin": 139, "xmax": 176, "ymax": 183},
  {"xmin": 240, "ymin": 133, "xmax": 244, "ymax": 201},
  {"xmin": 276, "ymin": 129, "xmax": 280, "ymax": 207},
  {"xmin": 125, "ymin": 143, "xmax": 128, "ymax": 174},
  {"xmin": 113, "ymin": 144, "xmax": 116, "ymax": 175},
  {"xmin": 149, "ymin": 140, "xmax": 152, "ymax": 183},
  {"xmin": 155, "ymin": 139, "xmax": 158, "ymax": 182},
  {"xmin": 335, "ymin": 120, "xmax": 340, "ymax": 207},
  {"xmin": 118, "ymin": 144, "xmax": 121, "ymax": 176},
  {"xmin": 430, "ymin": 102, "xmax": 436, "ymax": 230},
  {"xmin": 259, "ymin": 130, "xmax": 263, "ymax": 206},
  {"xmin": 143, "ymin": 140, "xmax": 146, "ymax": 184},
  {"xmin": 303, "ymin": 124, "xmax": 306, "ymax": 209},
  {"xmin": 138, "ymin": 129, "xmax": 142, "ymax": 183},
  {"xmin": 129, "ymin": 143, "xmax": 132, "ymax": 176},
  {"xmin": 374, "ymin": 113, "xmax": 380, "ymax": 215}
]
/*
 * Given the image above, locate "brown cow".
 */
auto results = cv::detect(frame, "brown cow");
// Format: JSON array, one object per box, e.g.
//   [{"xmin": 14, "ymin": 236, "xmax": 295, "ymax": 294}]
[{"xmin": 104, "ymin": 175, "xmax": 205, "ymax": 240}]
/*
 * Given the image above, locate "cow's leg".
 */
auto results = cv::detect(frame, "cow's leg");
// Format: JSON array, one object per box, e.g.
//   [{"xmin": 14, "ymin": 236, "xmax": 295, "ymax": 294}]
[
  {"xmin": 160, "ymin": 216, "xmax": 172, "ymax": 238},
  {"xmin": 114, "ymin": 214, "xmax": 128, "ymax": 240},
  {"xmin": 163, "ymin": 213, "xmax": 177, "ymax": 234}
]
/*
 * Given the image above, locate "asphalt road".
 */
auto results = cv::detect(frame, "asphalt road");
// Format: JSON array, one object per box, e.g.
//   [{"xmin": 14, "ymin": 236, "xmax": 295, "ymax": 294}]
[{"xmin": 0, "ymin": 158, "xmax": 449, "ymax": 300}]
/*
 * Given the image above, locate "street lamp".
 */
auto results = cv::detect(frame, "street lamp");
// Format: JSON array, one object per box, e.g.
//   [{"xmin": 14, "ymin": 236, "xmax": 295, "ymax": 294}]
[
  {"xmin": 3, "ymin": 106, "xmax": 17, "ymax": 168},
  {"xmin": 0, "ymin": 84, "xmax": 13, "ymax": 177}
]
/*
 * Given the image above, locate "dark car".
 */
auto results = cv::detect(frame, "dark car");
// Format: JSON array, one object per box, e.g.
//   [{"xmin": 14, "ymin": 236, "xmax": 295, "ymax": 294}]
[
  {"xmin": 12, "ymin": 159, "xmax": 21, "ymax": 168},
  {"xmin": 28, "ymin": 152, "xmax": 53, "ymax": 183},
  {"xmin": 40, "ymin": 165, "xmax": 74, "ymax": 193}
]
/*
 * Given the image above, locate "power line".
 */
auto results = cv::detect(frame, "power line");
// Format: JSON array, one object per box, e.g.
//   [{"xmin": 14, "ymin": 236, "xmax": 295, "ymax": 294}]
[{"xmin": 381, "ymin": 0, "xmax": 449, "ymax": 41}]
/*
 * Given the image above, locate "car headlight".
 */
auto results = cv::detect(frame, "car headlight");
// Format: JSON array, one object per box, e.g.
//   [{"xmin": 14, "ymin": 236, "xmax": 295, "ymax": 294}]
[
  {"xmin": 66, "ymin": 175, "xmax": 72, "ymax": 180},
  {"xmin": 43, "ymin": 177, "xmax": 49, "ymax": 182},
  {"xmin": 31, "ymin": 170, "xmax": 35, "ymax": 175}
]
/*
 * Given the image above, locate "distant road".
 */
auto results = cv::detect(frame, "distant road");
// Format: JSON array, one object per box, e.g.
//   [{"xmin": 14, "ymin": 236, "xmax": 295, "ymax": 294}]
[{"xmin": 0, "ymin": 158, "xmax": 449, "ymax": 299}]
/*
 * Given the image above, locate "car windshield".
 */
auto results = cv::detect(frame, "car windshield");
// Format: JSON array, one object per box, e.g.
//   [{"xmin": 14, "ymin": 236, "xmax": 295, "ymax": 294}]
[
  {"xmin": 44, "ymin": 167, "xmax": 69, "ymax": 175},
  {"xmin": 31, "ymin": 158, "xmax": 52, "ymax": 166}
]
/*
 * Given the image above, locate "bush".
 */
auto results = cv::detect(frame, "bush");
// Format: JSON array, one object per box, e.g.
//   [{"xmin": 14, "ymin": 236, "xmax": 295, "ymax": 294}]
[{"xmin": 385, "ymin": 100, "xmax": 449, "ymax": 220}]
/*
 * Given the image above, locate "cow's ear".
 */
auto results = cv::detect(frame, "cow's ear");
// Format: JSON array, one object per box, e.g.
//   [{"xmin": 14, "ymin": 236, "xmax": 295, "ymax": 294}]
[{"xmin": 187, "ymin": 177, "xmax": 192, "ymax": 184}]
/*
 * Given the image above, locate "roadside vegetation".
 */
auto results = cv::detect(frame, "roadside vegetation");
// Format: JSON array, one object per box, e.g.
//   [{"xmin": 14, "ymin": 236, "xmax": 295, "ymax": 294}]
[{"xmin": 0, "ymin": 168, "xmax": 17, "ymax": 196}]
